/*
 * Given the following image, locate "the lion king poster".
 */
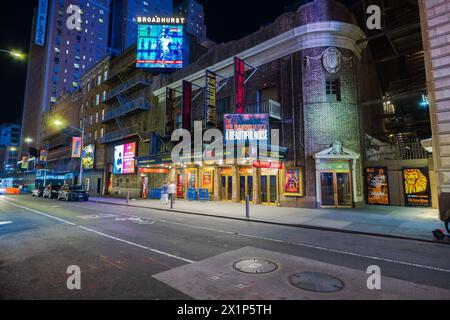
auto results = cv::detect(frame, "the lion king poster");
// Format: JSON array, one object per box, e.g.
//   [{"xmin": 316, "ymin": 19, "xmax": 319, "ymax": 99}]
[{"xmin": 402, "ymin": 168, "xmax": 431, "ymax": 207}]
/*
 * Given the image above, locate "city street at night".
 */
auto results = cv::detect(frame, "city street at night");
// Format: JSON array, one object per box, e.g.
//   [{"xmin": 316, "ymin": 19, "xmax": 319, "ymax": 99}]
[{"xmin": 1, "ymin": 194, "xmax": 450, "ymax": 300}]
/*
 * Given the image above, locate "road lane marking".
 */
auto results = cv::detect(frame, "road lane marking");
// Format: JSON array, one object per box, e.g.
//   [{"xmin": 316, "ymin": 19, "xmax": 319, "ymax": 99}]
[
  {"xmin": 0, "ymin": 221, "xmax": 13, "ymax": 225},
  {"xmin": 7, "ymin": 198, "xmax": 450, "ymax": 274},
  {"xmin": 44, "ymin": 199, "xmax": 450, "ymax": 274},
  {"xmin": 1, "ymin": 199, "xmax": 195, "ymax": 264}
]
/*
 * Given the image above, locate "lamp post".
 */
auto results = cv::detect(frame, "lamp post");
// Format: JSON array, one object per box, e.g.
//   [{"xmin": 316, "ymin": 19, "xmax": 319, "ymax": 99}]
[
  {"xmin": 0, "ymin": 50, "xmax": 26, "ymax": 60},
  {"xmin": 24, "ymin": 137, "xmax": 33, "ymax": 172},
  {"xmin": 54, "ymin": 120, "xmax": 85, "ymax": 186}
]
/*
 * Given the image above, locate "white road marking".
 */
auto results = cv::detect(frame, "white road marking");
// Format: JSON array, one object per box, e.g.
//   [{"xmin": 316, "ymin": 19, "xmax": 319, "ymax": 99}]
[
  {"xmin": 0, "ymin": 221, "xmax": 13, "ymax": 226},
  {"xmin": 1, "ymin": 200, "xmax": 195, "ymax": 264},
  {"xmin": 5, "ymin": 198, "xmax": 450, "ymax": 274}
]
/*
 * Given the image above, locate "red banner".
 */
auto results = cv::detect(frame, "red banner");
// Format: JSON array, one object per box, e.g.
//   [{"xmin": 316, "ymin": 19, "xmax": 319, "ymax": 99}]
[
  {"xmin": 182, "ymin": 81, "xmax": 192, "ymax": 131},
  {"xmin": 235, "ymin": 57, "xmax": 246, "ymax": 114}
]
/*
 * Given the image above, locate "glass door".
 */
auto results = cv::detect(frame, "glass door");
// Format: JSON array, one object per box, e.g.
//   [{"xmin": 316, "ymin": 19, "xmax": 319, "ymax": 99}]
[
  {"xmin": 222, "ymin": 175, "xmax": 233, "ymax": 201},
  {"xmin": 260, "ymin": 173, "xmax": 277, "ymax": 205},
  {"xmin": 320, "ymin": 171, "xmax": 352, "ymax": 208},
  {"xmin": 240, "ymin": 175, "xmax": 253, "ymax": 202}
]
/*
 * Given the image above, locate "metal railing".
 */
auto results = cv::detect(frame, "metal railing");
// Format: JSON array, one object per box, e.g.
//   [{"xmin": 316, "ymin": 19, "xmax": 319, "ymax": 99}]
[
  {"xmin": 105, "ymin": 73, "xmax": 151, "ymax": 102},
  {"xmin": 246, "ymin": 99, "xmax": 282, "ymax": 120},
  {"xmin": 102, "ymin": 98, "xmax": 150, "ymax": 123},
  {"xmin": 99, "ymin": 126, "xmax": 140, "ymax": 144},
  {"xmin": 365, "ymin": 133, "xmax": 428, "ymax": 161}
]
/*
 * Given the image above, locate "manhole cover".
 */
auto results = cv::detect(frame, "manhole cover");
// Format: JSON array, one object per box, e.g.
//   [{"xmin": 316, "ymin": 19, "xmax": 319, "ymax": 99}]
[
  {"xmin": 290, "ymin": 272, "xmax": 344, "ymax": 293},
  {"xmin": 233, "ymin": 258, "xmax": 278, "ymax": 274}
]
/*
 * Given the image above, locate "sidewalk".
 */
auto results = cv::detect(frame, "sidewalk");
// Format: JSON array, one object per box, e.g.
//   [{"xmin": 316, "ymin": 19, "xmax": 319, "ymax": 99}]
[{"xmin": 88, "ymin": 196, "xmax": 444, "ymax": 241}]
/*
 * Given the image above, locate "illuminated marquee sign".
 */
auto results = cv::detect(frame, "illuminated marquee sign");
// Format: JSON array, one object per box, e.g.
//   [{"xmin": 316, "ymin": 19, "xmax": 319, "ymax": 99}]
[
  {"xmin": 205, "ymin": 70, "xmax": 217, "ymax": 127},
  {"xmin": 224, "ymin": 114, "xmax": 269, "ymax": 142},
  {"xmin": 137, "ymin": 16, "xmax": 186, "ymax": 25},
  {"xmin": 234, "ymin": 57, "xmax": 246, "ymax": 114},
  {"xmin": 35, "ymin": 0, "xmax": 49, "ymax": 46}
]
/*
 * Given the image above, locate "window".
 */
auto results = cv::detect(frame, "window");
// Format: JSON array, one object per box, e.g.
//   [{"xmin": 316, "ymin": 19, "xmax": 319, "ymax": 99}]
[
  {"xmin": 80, "ymin": 104, "xmax": 84, "ymax": 114},
  {"xmin": 102, "ymin": 109, "xmax": 105, "ymax": 120},
  {"xmin": 97, "ymin": 75, "xmax": 101, "ymax": 85},
  {"xmin": 90, "ymin": 114, "xmax": 93, "ymax": 125},
  {"xmin": 103, "ymin": 70, "xmax": 108, "ymax": 81},
  {"xmin": 100, "ymin": 127, "xmax": 104, "ymax": 138},
  {"xmin": 325, "ymin": 78, "xmax": 341, "ymax": 101},
  {"xmin": 95, "ymin": 112, "xmax": 99, "ymax": 123},
  {"xmin": 94, "ymin": 130, "xmax": 98, "ymax": 140},
  {"xmin": 95, "ymin": 94, "xmax": 100, "ymax": 106},
  {"xmin": 102, "ymin": 90, "xmax": 106, "ymax": 102}
]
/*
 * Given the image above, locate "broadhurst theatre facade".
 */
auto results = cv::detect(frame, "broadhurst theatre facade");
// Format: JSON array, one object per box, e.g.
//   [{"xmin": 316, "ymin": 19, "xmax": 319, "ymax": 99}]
[{"xmin": 131, "ymin": 0, "xmax": 368, "ymax": 209}]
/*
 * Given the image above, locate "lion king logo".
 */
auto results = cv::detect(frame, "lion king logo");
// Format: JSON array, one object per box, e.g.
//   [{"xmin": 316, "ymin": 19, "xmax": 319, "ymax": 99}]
[{"xmin": 403, "ymin": 169, "xmax": 428, "ymax": 194}]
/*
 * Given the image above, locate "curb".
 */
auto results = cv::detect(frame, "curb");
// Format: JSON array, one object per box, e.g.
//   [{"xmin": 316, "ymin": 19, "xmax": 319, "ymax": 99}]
[{"xmin": 88, "ymin": 199, "xmax": 449, "ymax": 246}]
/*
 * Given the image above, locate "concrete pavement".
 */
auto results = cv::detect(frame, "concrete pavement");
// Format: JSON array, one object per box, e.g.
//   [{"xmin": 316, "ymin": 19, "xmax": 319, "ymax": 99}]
[
  {"xmin": 89, "ymin": 196, "xmax": 443, "ymax": 241},
  {"xmin": 1, "ymin": 194, "xmax": 450, "ymax": 299}
]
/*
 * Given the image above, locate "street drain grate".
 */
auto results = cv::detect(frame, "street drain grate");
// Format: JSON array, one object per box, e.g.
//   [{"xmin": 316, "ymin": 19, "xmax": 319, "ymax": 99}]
[
  {"xmin": 233, "ymin": 258, "xmax": 278, "ymax": 274},
  {"xmin": 290, "ymin": 272, "xmax": 344, "ymax": 293}
]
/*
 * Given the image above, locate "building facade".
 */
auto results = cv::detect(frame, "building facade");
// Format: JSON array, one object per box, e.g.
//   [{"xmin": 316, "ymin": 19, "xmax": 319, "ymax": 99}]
[
  {"xmin": 109, "ymin": 0, "xmax": 173, "ymax": 55},
  {"xmin": 420, "ymin": 0, "xmax": 450, "ymax": 215},
  {"xmin": 174, "ymin": 0, "xmax": 207, "ymax": 42},
  {"xmin": 20, "ymin": 0, "xmax": 112, "ymax": 160}
]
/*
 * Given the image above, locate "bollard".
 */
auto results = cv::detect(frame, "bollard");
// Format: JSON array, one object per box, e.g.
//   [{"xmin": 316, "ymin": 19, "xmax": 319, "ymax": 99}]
[
  {"xmin": 170, "ymin": 193, "xmax": 174, "ymax": 209},
  {"xmin": 246, "ymin": 195, "xmax": 250, "ymax": 219},
  {"xmin": 126, "ymin": 191, "xmax": 130, "ymax": 205}
]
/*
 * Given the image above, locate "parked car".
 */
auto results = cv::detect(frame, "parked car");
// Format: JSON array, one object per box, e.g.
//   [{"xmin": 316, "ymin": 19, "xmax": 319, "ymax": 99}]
[
  {"xmin": 58, "ymin": 185, "xmax": 89, "ymax": 202},
  {"xmin": 43, "ymin": 184, "xmax": 61, "ymax": 199},
  {"xmin": 32, "ymin": 187, "xmax": 45, "ymax": 197}
]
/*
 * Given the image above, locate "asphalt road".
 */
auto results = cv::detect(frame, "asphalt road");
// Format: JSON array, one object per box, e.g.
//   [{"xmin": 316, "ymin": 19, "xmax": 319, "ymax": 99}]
[{"xmin": 1, "ymin": 194, "xmax": 450, "ymax": 300}]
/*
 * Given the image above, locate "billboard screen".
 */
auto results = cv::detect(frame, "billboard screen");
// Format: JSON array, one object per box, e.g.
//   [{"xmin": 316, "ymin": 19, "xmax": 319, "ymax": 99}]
[
  {"xmin": 402, "ymin": 168, "xmax": 431, "ymax": 207},
  {"xmin": 35, "ymin": 0, "xmax": 49, "ymax": 46},
  {"xmin": 366, "ymin": 167, "xmax": 389, "ymax": 205},
  {"xmin": 136, "ymin": 24, "xmax": 184, "ymax": 69},
  {"xmin": 114, "ymin": 142, "xmax": 136, "ymax": 174},
  {"xmin": 82, "ymin": 144, "xmax": 95, "ymax": 169},
  {"xmin": 224, "ymin": 114, "xmax": 269, "ymax": 143}
]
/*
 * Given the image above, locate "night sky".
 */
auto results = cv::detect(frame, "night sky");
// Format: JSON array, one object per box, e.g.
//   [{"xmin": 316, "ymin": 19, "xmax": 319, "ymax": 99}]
[{"xmin": 0, "ymin": 0, "xmax": 357, "ymax": 125}]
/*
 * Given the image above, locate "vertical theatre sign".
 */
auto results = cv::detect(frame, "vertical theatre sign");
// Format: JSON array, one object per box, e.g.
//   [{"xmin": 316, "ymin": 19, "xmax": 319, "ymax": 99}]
[
  {"xmin": 35, "ymin": 0, "xmax": 49, "ymax": 46},
  {"xmin": 402, "ymin": 168, "xmax": 431, "ymax": 207},
  {"xmin": 234, "ymin": 57, "xmax": 246, "ymax": 114},
  {"xmin": 366, "ymin": 167, "xmax": 389, "ymax": 205},
  {"xmin": 182, "ymin": 81, "xmax": 192, "ymax": 131},
  {"xmin": 166, "ymin": 87, "xmax": 176, "ymax": 136},
  {"xmin": 205, "ymin": 70, "xmax": 216, "ymax": 127},
  {"xmin": 39, "ymin": 148, "xmax": 48, "ymax": 163},
  {"xmin": 71, "ymin": 137, "xmax": 82, "ymax": 158}
]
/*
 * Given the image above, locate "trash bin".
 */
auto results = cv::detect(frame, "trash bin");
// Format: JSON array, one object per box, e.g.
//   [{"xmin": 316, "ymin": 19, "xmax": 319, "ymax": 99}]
[
  {"xmin": 149, "ymin": 188, "xmax": 162, "ymax": 199},
  {"xmin": 198, "ymin": 188, "xmax": 209, "ymax": 201},
  {"xmin": 439, "ymin": 193, "xmax": 450, "ymax": 221},
  {"xmin": 186, "ymin": 188, "xmax": 197, "ymax": 201}
]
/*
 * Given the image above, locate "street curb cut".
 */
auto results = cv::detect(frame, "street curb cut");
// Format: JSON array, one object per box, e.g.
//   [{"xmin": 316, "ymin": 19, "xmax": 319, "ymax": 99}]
[{"xmin": 88, "ymin": 199, "xmax": 450, "ymax": 246}]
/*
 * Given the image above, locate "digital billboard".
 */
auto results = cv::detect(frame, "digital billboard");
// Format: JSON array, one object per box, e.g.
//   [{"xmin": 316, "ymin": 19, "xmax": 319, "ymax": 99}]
[
  {"xmin": 402, "ymin": 168, "xmax": 431, "ymax": 207},
  {"xmin": 224, "ymin": 114, "xmax": 269, "ymax": 143},
  {"xmin": 82, "ymin": 144, "xmax": 95, "ymax": 169},
  {"xmin": 114, "ymin": 142, "xmax": 136, "ymax": 174},
  {"xmin": 136, "ymin": 24, "xmax": 184, "ymax": 69},
  {"xmin": 366, "ymin": 167, "xmax": 389, "ymax": 205}
]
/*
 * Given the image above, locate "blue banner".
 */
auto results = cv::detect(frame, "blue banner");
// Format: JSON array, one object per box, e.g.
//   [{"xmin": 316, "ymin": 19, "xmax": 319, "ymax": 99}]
[{"xmin": 35, "ymin": 0, "xmax": 49, "ymax": 46}]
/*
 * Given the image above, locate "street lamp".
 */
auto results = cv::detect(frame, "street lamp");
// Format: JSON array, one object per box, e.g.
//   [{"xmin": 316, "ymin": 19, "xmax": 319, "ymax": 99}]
[
  {"xmin": 53, "ymin": 119, "xmax": 85, "ymax": 186},
  {"xmin": 0, "ymin": 49, "xmax": 26, "ymax": 61}
]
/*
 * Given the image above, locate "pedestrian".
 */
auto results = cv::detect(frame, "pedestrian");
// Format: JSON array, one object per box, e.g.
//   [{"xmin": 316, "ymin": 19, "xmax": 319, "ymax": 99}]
[
  {"xmin": 160, "ymin": 181, "xmax": 169, "ymax": 205},
  {"xmin": 167, "ymin": 181, "xmax": 176, "ymax": 206}
]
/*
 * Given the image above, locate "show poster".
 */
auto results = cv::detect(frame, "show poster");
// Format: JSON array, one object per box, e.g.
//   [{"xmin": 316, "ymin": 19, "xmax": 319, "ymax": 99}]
[
  {"xmin": 366, "ymin": 167, "xmax": 389, "ymax": 205},
  {"xmin": 284, "ymin": 168, "xmax": 303, "ymax": 196},
  {"xmin": 202, "ymin": 171, "xmax": 213, "ymax": 193},
  {"xmin": 114, "ymin": 142, "xmax": 136, "ymax": 174},
  {"xmin": 82, "ymin": 144, "xmax": 95, "ymax": 169},
  {"xmin": 402, "ymin": 168, "xmax": 431, "ymax": 207},
  {"xmin": 224, "ymin": 114, "xmax": 269, "ymax": 143},
  {"xmin": 71, "ymin": 137, "xmax": 82, "ymax": 158},
  {"xmin": 136, "ymin": 24, "xmax": 184, "ymax": 69},
  {"xmin": 39, "ymin": 148, "xmax": 48, "ymax": 163}
]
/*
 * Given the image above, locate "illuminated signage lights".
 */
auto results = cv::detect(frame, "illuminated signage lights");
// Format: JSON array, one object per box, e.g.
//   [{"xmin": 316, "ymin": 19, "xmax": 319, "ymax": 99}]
[
  {"xmin": 137, "ymin": 16, "xmax": 186, "ymax": 25},
  {"xmin": 235, "ymin": 57, "xmax": 246, "ymax": 114},
  {"xmin": 35, "ymin": 0, "xmax": 49, "ymax": 46}
]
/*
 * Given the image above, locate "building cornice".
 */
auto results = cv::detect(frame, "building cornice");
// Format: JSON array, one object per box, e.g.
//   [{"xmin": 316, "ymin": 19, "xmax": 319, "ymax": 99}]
[{"xmin": 153, "ymin": 21, "xmax": 367, "ymax": 97}]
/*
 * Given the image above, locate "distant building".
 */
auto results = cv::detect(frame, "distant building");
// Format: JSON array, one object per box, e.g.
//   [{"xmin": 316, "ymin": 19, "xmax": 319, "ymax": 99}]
[
  {"xmin": 0, "ymin": 124, "xmax": 21, "ymax": 173},
  {"xmin": 109, "ymin": 0, "xmax": 173, "ymax": 55},
  {"xmin": 174, "ymin": 0, "xmax": 207, "ymax": 42},
  {"xmin": 20, "ymin": 0, "xmax": 112, "ymax": 160}
]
